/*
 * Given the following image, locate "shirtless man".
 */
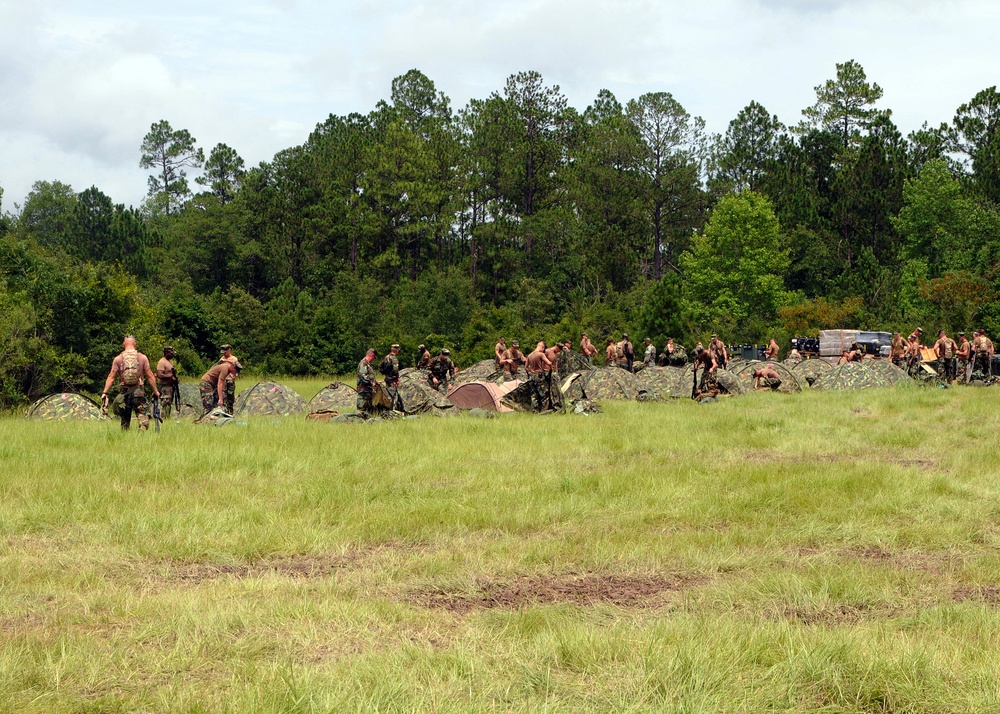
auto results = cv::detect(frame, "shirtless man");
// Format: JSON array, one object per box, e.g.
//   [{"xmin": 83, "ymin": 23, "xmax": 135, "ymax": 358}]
[
  {"xmin": 544, "ymin": 342, "xmax": 564, "ymax": 411},
  {"xmin": 101, "ymin": 336, "xmax": 160, "ymax": 431},
  {"xmin": 494, "ymin": 337, "xmax": 507, "ymax": 369},
  {"xmin": 889, "ymin": 332, "xmax": 906, "ymax": 367},
  {"xmin": 155, "ymin": 345, "xmax": 179, "ymax": 418},
  {"xmin": 839, "ymin": 342, "xmax": 864, "ymax": 365},
  {"xmin": 753, "ymin": 367, "xmax": 782, "ymax": 391},
  {"xmin": 692, "ymin": 345, "xmax": 718, "ymax": 393},
  {"xmin": 580, "ymin": 333, "xmax": 598, "ymax": 363},
  {"xmin": 956, "ymin": 332, "xmax": 971, "ymax": 382},
  {"xmin": 416, "ymin": 344, "xmax": 432, "ymax": 370},
  {"xmin": 765, "ymin": 338, "xmax": 780, "ymax": 360},
  {"xmin": 525, "ymin": 343, "xmax": 553, "ymax": 412},
  {"xmin": 934, "ymin": 330, "xmax": 958, "ymax": 383},
  {"xmin": 905, "ymin": 334, "xmax": 923, "ymax": 375},
  {"xmin": 605, "ymin": 339, "xmax": 617, "ymax": 366},
  {"xmin": 219, "ymin": 344, "xmax": 242, "ymax": 414}
]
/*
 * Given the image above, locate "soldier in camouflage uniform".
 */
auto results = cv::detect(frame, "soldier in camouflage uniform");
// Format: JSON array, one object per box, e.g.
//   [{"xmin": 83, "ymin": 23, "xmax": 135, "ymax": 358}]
[
  {"xmin": 544, "ymin": 342, "xmax": 563, "ymax": 411},
  {"xmin": 379, "ymin": 344, "xmax": 404, "ymax": 410},
  {"xmin": 956, "ymin": 333, "xmax": 971, "ymax": 383},
  {"xmin": 199, "ymin": 361, "xmax": 234, "ymax": 414},
  {"xmin": 357, "ymin": 348, "xmax": 378, "ymax": 418},
  {"xmin": 101, "ymin": 336, "xmax": 160, "ymax": 431},
  {"xmin": 525, "ymin": 343, "xmax": 553, "ymax": 412},
  {"xmin": 642, "ymin": 338, "xmax": 656, "ymax": 368},
  {"xmin": 973, "ymin": 330, "xmax": 994, "ymax": 377},
  {"xmin": 415, "ymin": 344, "xmax": 432, "ymax": 369},
  {"xmin": 934, "ymin": 330, "xmax": 958, "ymax": 383},
  {"xmin": 429, "ymin": 349, "xmax": 456, "ymax": 393}
]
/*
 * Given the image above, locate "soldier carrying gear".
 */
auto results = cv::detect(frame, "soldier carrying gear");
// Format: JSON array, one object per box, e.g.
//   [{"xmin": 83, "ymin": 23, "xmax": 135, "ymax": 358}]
[{"xmin": 101, "ymin": 335, "xmax": 160, "ymax": 431}]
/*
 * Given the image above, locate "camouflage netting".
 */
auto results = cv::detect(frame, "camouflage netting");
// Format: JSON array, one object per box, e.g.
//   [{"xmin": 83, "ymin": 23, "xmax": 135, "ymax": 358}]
[
  {"xmin": 559, "ymin": 350, "xmax": 593, "ymax": 374},
  {"xmin": 583, "ymin": 366, "xmax": 639, "ymax": 400},
  {"xmin": 25, "ymin": 393, "xmax": 105, "ymax": 421},
  {"xmin": 734, "ymin": 361, "xmax": 802, "ymax": 393},
  {"xmin": 396, "ymin": 368, "xmax": 457, "ymax": 415},
  {"xmin": 233, "ymin": 381, "xmax": 307, "ymax": 417},
  {"xmin": 791, "ymin": 358, "xmax": 833, "ymax": 388},
  {"xmin": 811, "ymin": 362, "xmax": 900, "ymax": 391},
  {"xmin": 176, "ymin": 382, "xmax": 204, "ymax": 418},
  {"xmin": 866, "ymin": 359, "xmax": 911, "ymax": 386},
  {"xmin": 307, "ymin": 381, "xmax": 358, "ymax": 413}
]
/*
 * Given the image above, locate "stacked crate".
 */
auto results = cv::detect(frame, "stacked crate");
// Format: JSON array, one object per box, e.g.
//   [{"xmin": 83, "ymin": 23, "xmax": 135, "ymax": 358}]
[{"xmin": 819, "ymin": 329, "xmax": 860, "ymax": 364}]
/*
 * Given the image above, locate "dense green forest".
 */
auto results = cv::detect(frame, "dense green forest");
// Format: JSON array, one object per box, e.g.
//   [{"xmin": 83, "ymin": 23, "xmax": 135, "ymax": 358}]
[{"xmin": 2, "ymin": 60, "xmax": 999, "ymax": 406}]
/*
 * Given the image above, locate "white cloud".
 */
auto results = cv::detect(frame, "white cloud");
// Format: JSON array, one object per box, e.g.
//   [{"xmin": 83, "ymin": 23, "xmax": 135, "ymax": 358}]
[{"xmin": 1, "ymin": 0, "xmax": 999, "ymax": 211}]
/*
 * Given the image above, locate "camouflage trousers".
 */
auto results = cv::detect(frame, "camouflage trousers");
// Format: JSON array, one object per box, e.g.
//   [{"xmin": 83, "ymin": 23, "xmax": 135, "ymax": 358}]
[
  {"xmin": 224, "ymin": 380, "xmax": 236, "ymax": 414},
  {"xmin": 385, "ymin": 380, "xmax": 404, "ymax": 411},
  {"xmin": 116, "ymin": 385, "xmax": 149, "ymax": 431},
  {"xmin": 357, "ymin": 384, "xmax": 374, "ymax": 418},
  {"xmin": 430, "ymin": 375, "xmax": 450, "ymax": 394},
  {"xmin": 199, "ymin": 381, "xmax": 220, "ymax": 414},
  {"xmin": 547, "ymin": 371, "xmax": 563, "ymax": 412},
  {"xmin": 974, "ymin": 354, "xmax": 992, "ymax": 377},
  {"xmin": 758, "ymin": 377, "xmax": 782, "ymax": 391},
  {"xmin": 157, "ymin": 379, "xmax": 175, "ymax": 418},
  {"xmin": 939, "ymin": 357, "xmax": 956, "ymax": 382},
  {"xmin": 528, "ymin": 373, "xmax": 548, "ymax": 412}
]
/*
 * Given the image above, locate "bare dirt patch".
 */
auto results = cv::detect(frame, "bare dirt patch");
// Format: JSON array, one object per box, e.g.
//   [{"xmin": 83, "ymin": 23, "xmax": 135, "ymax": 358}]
[
  {"xmin": 775, "ymin": 602, "xmax": 899, "ymax": 626},
  {"xmin": 410, "ymin": 571, "xmax": 703, "ymax": 613},
  {"xmin": 164, "ymin": 553, "xmax": 354, "ymax": 584},
  {"xmin": 954, "ymin": 585, "xmax": 1000, "ymax": 605}
]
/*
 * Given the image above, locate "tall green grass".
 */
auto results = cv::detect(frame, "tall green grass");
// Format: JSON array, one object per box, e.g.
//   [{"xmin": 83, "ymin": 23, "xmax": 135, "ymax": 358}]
[{"xmin": 3, "ymin": 386, "xmax": 1000, "ymax": 711}]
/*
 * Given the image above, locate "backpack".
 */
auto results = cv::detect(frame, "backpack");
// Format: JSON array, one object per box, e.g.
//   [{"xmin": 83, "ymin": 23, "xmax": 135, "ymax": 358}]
[{"xmin": 121, "ymin": 350, "xmax": 141, "ymax": 387}]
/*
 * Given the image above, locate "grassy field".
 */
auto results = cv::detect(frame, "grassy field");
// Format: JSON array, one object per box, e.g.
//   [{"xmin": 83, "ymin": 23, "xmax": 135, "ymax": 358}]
[{"xmin": 3, "ymin": 383, "xmax": 1000, "ymax": 712}]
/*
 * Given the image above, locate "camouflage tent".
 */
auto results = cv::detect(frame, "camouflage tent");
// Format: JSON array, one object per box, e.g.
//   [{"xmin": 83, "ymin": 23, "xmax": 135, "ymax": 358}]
[
  {"xmin": 656, "ymin": 344, "xmax": 688, "ymax": 367},
  {"xmin": 782, "ymin": 356, "xmax": 803, "ymax": 370},
  {"xmin": 396, "ymin": 368, "xmax": 456, "ymax": 415},
  {"xmin": 453, "ymin": 360, "xmax": 506, "ymax": 385},
  {"xmin": 233, "ymin": 381, "xmax": 307, "ymax": 417},
  {"xmin": 734, "ymin": 360, "xmax": 802, "ymax": 393},
  {"xmin": 635, "ymin": 366, "xmax": 685, "ymax": 400},
  {"xmin": 714, "ymin": 368, "xmax": 749, "ymax": 396},
  {"xmin": 25, "ymin": 392, "xmax": 105, "ymax": 421},
  {"xmin": 307, "ymin": 381, "xmax": 358, "ymax": 414},
  {"xmin": 811, "ymin": 362, "xmax": 898, "ymax": 391},
  {"xmin": 791, "ymin": 358, "xmax": 833, "ymax": 388},
  {"xmin": 582, "ymin": 366, "xmax": 638, "ymax": 400},
  {"xmin": 176, "ymin": 382, "xmax": 204, "ymax": 418},
  {"xmin": 559, "ymin": 349, "xmax": 593, "ymax": 375},
  {"xmin": 866, "ymin": 359, "xmax": 911, "ymax": 386}
]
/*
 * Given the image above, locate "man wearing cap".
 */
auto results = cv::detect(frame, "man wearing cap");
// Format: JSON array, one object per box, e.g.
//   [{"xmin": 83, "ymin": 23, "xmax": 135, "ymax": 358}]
[
  {"xmin": 500, "ymin": 341, "xmax": 527, "ymax": 381},
  {"xmin": 429, "ymin": 348, "xmax": 456, "ymax": 393},
  {"xmin": 708, "ymin": 334, "xmax": 729, "ymax": 370},
  {"xmin": 357, "ymin": 348, "xmax": 379, "ymax": 418},
  {"xmin": 219, "ymin": 344, "xmax": 242, "ymax": 414},
  {"xmin": 101, "ymin": 335, "xmax": 160, "ymax": 431},
  {"xmin": 379, "ymin": 344, "xmax": 404, "ymax": 410},
  {"xmin": 155, "ymin": 346, "xmax": 179, "ymax": 418},
  {"xmin": 199, "ymin": 360, "xmax": 235, "ymax": 414},
  {"xmin": 642, "ymin": 338, "xmax": 657, "ymax": 368}
]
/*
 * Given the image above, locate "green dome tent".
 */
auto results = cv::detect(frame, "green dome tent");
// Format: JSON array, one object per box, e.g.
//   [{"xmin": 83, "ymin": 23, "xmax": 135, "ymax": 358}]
[
  {"xmin": 866, "ymin": 359, "xmax": 910, "ymax": 385},
  {"xmin": 635, "ymin": 366, "xmax": 685, "ymax": 400},
  {"xmin": 453, "ymin": 359, "xmax": 506, "ymax": 385},
  {"xmin": 791, "ymin": 358, "xmax": 833, "ymax": 388},
  {"xmin": 307, "ymin": 381, "xmax": 358, "ymax": 414},
  {"xmin": 25, "ymin": 393, "xmax": 105, "ymax": 421},
  {"xmin": 176, "ymin": 382, "xmax": 205, "ymax": 418},
  {"xmin": 811, "ymin": 362, "xmax": 897, "ymax": 391},
  {"xmin": 233, "ymin": 381, "xmax": 307, "ymax": 417},
  {"xmin": 396, "ymin": 368, "xmax": 456, "ymax": 415},
  {"xmin": 582, "ymin": 366, "xmax": 639, "ymax": 401}
]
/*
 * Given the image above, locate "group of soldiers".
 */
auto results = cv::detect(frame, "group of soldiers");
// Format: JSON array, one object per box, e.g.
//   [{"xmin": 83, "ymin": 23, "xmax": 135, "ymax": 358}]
[
  {"xmin": 887, "ymin": 328, "xmax": 995, "ymax": 383},
  {"xmin": 101, "ymin": 337, "xmax": 243, "ymax": 430}
]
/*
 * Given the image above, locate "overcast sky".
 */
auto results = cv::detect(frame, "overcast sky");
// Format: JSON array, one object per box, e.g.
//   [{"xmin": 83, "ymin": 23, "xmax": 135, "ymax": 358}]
[{"xmin": 1, "ymin": 0, "xmax": 997, "ymax": 211}]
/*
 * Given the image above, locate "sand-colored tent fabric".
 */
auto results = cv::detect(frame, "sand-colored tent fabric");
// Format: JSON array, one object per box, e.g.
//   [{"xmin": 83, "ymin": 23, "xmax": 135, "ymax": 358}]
[
  {"xmin": 307, "ymin": 381, "xmax": 358, "ymax": 413},
  {"xmin": 25, "ymin": 393, "xmax": 105, "ymax": 421},
  {"xmin": 447, "ymin": 381, "xmax": 520, "ymax": 412},
  {"xmin": 233, "ymin": 381, "xmax": 307, "ymax": 417}
]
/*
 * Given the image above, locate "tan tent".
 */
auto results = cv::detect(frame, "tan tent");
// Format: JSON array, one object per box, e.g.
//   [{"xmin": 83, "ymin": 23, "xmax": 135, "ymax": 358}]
[{"xmin": 447, "ymin": 380, "xmax": 521, "ymax": 412}]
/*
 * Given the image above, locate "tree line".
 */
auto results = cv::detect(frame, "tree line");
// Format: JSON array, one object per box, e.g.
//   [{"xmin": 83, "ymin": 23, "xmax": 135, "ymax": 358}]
[{"xmin": 1, "ymin": 60, "xmax": 999, "ymax": 406}]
